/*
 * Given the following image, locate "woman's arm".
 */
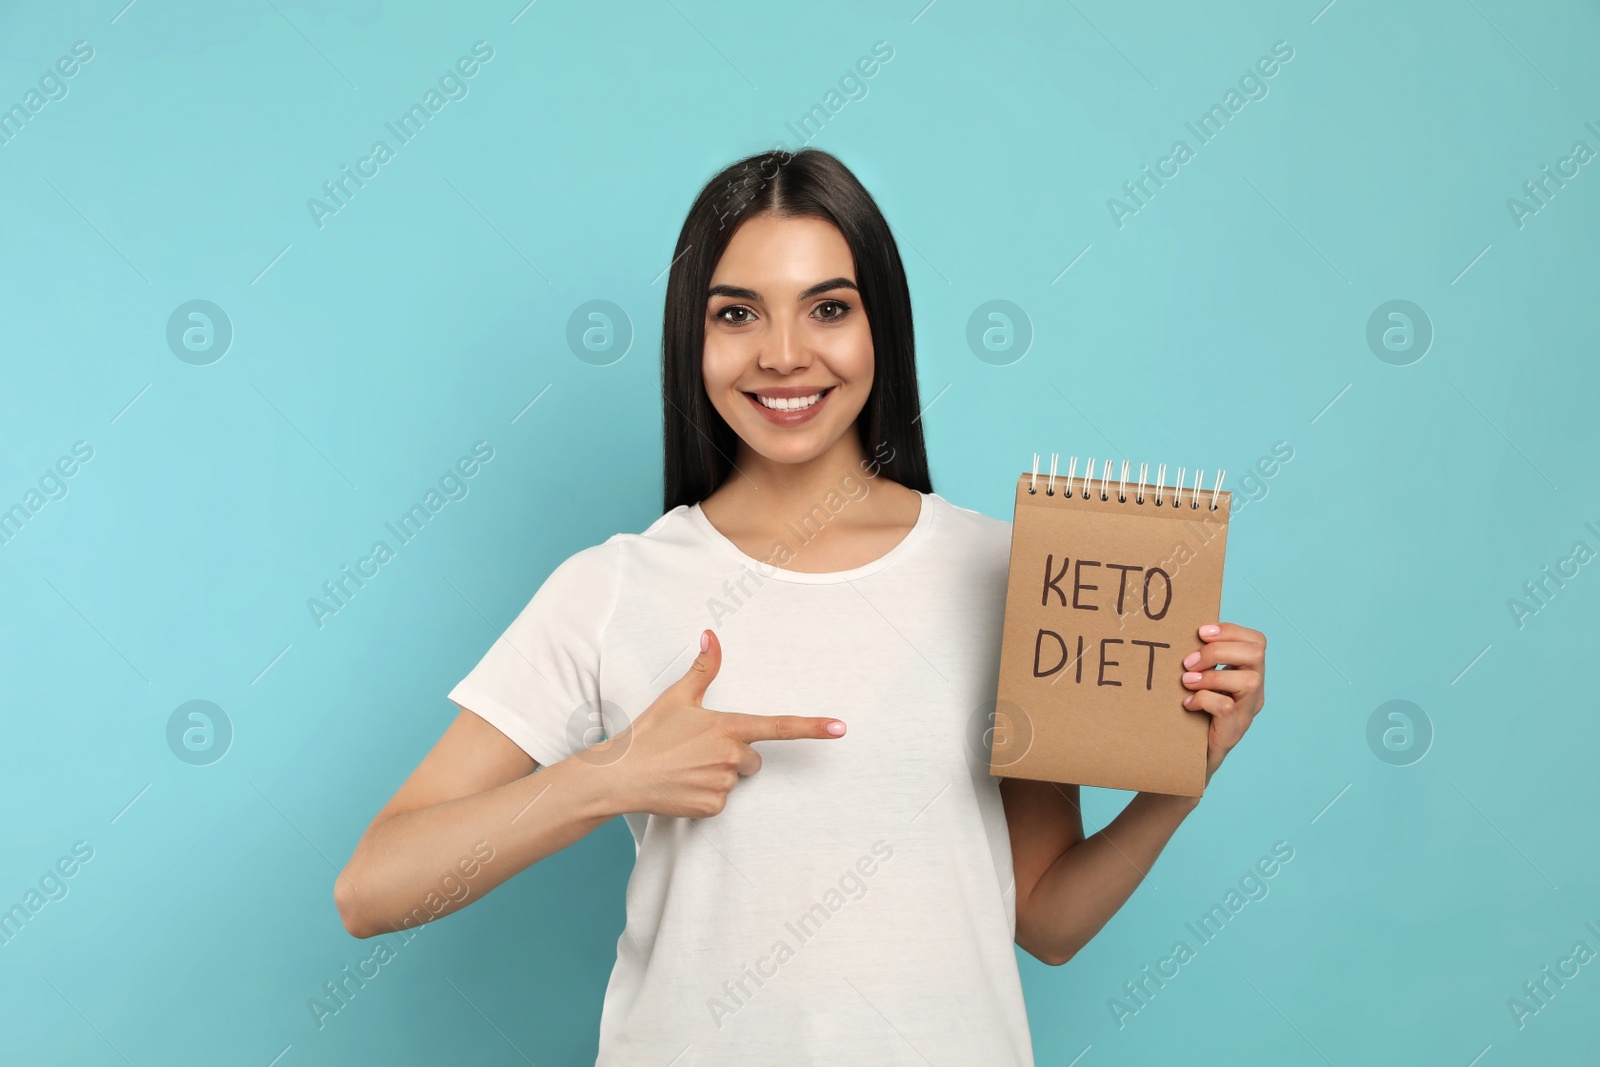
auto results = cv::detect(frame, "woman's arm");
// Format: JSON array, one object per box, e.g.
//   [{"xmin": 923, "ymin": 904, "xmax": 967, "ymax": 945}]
[
  {"xmin": 336, "ymin": 631, "xmax": 845, "ymax": 937},
  {"xmin": 1004, "ymin": 621, "xmax": 1267, "ymax": 966},
  {"xmin": 334, "ymin": 709, "xmax": 621, "ymax": 938},
  {"xmin": 1004, "ymin": 779, "xmax": 1198, "ymax": 966}
]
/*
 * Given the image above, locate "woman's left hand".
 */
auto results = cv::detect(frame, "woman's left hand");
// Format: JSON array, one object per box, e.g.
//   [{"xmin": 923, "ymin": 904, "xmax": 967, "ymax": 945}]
[{"xmin": 1180, "ymin": 622, "xmax": 1267, "ymax": 784}]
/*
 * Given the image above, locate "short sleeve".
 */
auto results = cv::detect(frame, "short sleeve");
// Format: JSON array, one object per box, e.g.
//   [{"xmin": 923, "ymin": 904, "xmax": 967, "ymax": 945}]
[{"xmin": 447, "ymin": 538, "xmax": 622, "ymax": 767}]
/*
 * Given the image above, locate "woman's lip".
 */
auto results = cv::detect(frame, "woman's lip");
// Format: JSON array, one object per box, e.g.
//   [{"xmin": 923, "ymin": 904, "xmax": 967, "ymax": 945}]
[{"xmin": 743, "ymin": 386, "xmax": 833, "ymax": 426}]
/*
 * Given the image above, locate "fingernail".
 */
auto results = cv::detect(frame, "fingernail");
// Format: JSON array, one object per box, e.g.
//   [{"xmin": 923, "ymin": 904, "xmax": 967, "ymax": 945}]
[
  {"xmin": 699, "ymin": 630, "xmax": 710, "ymax": 653},
  {"xmin": 1183, "ymin": 671, "xmax": 1203, "ymax": 684},
  {"xmin": 1182, "ymin": 652, "xmax": 1200, "ymax": 669},
  {"xmin": 1200, "ymin": 624, "xmax": 1220, "ymax": 637},
  {"xmin": 1183, "ymin": 694, "xmax": 1193, "ymax": 707},
  {"xmin": 826, "ymin": 721, "xmax": 846, "ymax": 736}
]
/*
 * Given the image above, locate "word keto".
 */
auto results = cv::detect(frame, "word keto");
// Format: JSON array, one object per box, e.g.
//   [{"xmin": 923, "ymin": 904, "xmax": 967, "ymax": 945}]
[
  {"xmin": 0, "ymin": 840, "xmax": 94, "ymax": 947},
  {"xmin": 1507, "ymin": 519, "xmax": 1600, "ymax": 629},
  {"xmin": 1034, "ymin": 554, "xmax": 1174, "ymax": 688},
  {"xmin": 1108, "ymin": 40, "xmax": 1294, "ymax": 229},
  {"xmin": 0, "ymin": 440, "xmax": 94, "ymax": 548},
  {"xmin": 707, "ymin": 839, "xmax": 894, "ymax": 1029},
  {"xmin": 1506, "ymin": 919, "xmax": 1600, "ymax": 1030},
  {"xmin": 1506, "ymin": 120, "xmax": 1600, "ymax": 230},
  {"xmin": 307, "ymin": 441, "xmax": 494, "ymax": 629},
  {"xmin": 706, "ymin": 440, "xmax": 896, "ymax": 626},
  {"xmin": 776, "ymin": 40, "xmax": 894, "ymax": 151},
  {"xmin": 0, "ymin": 41, "xmax": 94, "ymax": 147},
  {"xmin": 1109, "ymin": 840, "xmax": 1294, "ymax": 1028},
  {"xmin": 310, "ymin": 841, "xmax": 495, "ymax": 1030},
  {"xmin": 307, "ymin": 41, "xmax": 494, "ymax": 229}
]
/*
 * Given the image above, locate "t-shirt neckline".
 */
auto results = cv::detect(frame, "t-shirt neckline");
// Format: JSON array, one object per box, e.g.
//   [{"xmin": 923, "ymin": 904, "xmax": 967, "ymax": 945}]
[{"xmin": 685, "ymin": 491, "xmax": 938, "ymax": 585}]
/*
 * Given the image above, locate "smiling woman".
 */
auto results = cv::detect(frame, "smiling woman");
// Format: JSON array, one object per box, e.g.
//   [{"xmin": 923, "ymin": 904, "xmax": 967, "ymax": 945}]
[
  {"xmin": 701, "ymin": 220, "xmax": 875, "ymax": 459},
  {"xmin": 336, "ymin": 147, "xmax": 1264, "ymax": 1067},
  {"xmin": 335, "ymin": 148, "xmax": 1027, "ymax": 1064},
  {"xmin": 661, "ymin": 152, "xmax": 929, "ymax": 517}
]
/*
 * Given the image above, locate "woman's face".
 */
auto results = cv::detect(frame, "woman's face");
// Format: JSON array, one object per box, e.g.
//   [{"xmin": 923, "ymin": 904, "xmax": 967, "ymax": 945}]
[{"xmin": 702, "ymin": 213, "xmax": 874, "ymax": 466}]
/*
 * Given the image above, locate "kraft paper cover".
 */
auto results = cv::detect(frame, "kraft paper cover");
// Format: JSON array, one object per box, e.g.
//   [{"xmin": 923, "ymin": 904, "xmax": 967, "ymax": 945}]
[{"xmin": 991, "ymin": 472, "xmax": 1231, "ymax": 797}]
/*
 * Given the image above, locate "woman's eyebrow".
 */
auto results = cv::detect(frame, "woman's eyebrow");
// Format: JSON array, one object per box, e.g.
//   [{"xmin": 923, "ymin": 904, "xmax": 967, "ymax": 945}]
[{"xmin": 706, "ymin": 277, "xmax": 859, "ymax": 302}]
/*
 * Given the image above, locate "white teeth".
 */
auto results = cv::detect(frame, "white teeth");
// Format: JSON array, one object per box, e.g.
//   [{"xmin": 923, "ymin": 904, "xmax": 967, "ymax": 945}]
[{"xmin": 756, "ymin": 391, "xmax": 824, "ymax": 411}]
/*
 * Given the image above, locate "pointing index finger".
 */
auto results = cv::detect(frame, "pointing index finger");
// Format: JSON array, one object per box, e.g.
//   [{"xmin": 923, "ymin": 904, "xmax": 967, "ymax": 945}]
[{"xmin": 717, "ymin": 710, "xmax": 846, "ymax": 743}]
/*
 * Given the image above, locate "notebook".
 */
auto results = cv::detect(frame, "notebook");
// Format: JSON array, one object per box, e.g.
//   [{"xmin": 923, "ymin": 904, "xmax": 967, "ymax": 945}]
[{"xmin": 990, "ymin": 455, "xmax": 1231, "ymax": 797}]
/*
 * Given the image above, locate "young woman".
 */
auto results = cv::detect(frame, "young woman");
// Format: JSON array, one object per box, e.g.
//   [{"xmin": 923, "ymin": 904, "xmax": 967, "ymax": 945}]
[{"xmin": 335, "ymin": 148, "xmax": 1268, "ymax": 1065}]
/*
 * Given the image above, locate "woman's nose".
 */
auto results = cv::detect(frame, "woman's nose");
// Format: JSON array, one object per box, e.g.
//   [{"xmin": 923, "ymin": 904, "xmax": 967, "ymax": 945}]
[{"xmin": 757, "ymin": 320, "xmax": 810, "ymax": 373}]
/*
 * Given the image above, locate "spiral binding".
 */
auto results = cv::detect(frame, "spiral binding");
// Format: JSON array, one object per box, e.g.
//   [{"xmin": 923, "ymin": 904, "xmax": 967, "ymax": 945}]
[{"xmin": 1027, "ymin": 452, "xmax": 1226, "ymax": 511}]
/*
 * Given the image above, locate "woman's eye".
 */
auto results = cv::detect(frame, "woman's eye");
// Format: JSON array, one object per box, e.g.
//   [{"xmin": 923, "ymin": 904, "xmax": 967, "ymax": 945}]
[{"xmin": 715, "ymin": 301, "xmax": 849, "ymax": 325}]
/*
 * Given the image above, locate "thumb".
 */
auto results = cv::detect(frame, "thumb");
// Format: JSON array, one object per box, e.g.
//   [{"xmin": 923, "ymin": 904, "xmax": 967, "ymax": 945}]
[{"xmin": 675, "ymin": 629, "xmax": 722, "ymax": 706}]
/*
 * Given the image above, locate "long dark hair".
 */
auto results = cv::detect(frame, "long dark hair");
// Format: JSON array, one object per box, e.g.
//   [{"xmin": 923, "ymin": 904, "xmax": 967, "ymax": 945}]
[{"xmin": 661, "ymin": 147, "xmax": 932, "ymax": 513}]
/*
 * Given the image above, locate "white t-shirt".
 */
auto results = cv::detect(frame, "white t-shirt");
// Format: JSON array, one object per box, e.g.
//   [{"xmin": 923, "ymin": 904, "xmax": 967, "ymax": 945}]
[{"xmin": 448, "ymin": 490, "xmax": 1036, "ymax": 1065}]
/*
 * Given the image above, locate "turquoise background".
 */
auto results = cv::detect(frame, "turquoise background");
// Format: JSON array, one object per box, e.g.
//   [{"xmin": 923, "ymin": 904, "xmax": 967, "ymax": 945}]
[{"xmin": 2, "ymin": 0, "xmax": 1596, "ymax": 1063}]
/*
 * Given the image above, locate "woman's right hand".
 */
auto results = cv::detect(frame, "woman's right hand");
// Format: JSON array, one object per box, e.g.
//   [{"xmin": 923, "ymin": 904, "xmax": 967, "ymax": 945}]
[{"xmin": 593, "ymin": 629, "xmax": 846, "ymax": 818}]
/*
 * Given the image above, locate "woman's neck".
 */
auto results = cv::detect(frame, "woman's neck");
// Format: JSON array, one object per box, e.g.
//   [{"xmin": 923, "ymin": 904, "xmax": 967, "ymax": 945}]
[{"xmin": 697, "ymin": 433, "xmax": 923, "ymax": 573}]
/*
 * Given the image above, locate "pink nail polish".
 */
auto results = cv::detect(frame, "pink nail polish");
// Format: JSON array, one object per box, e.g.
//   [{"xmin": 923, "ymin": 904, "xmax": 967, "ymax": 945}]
[
  {"xmin": 1182, "ymin": 652, "xmax": 1200, "ymax": 669},
  {"xmin": 1183, "ymin": 671, "xmax": 1203, "ymax": 684},
  {"xmin": 699, "ymin": 630, "xmax": 710, "ymax": 653},
  {"xmin": 826, "ymin": 721, "xmax": 846, "ymax": 736},
  {"xmin": 1200, "ymin": 624, "xmax": 1220, "ymax": 637}
]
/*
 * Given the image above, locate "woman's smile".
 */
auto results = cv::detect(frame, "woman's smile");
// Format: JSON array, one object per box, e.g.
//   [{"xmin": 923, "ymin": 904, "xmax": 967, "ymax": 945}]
[{"xmin": 743, "ymin": 385, "xmax": 836, "ymax": 424}]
